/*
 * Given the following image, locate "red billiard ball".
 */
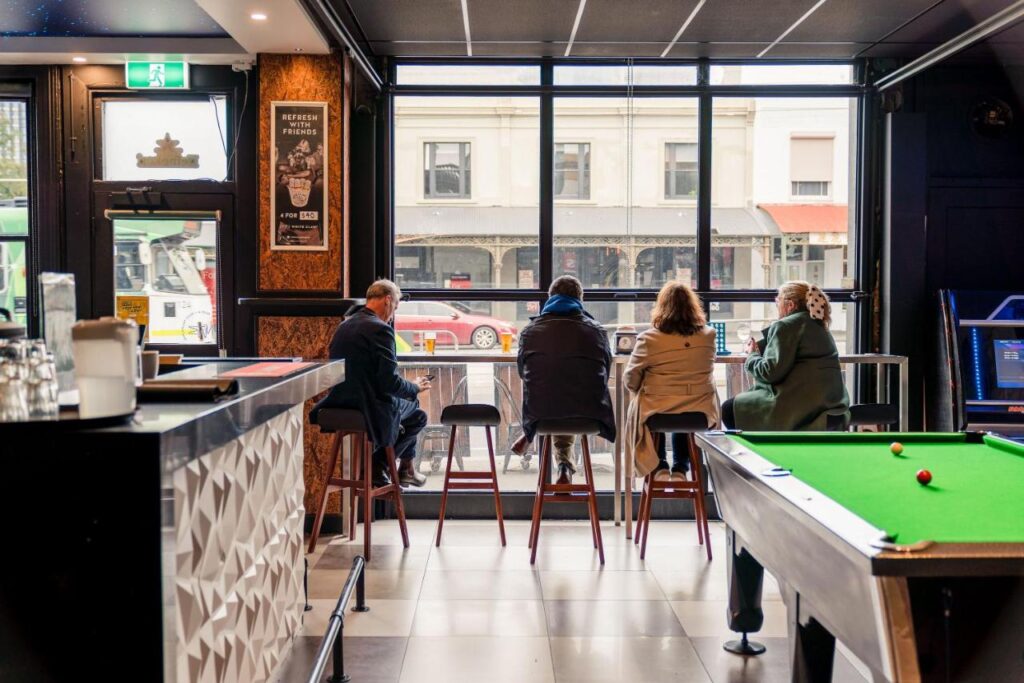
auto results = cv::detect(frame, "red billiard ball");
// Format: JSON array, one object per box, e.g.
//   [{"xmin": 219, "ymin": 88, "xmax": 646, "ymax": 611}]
[
  {"xmin": 916, "ymin": 469, "xmax": 932, "ymax": 485},
  {"xmin": 890, "ymin": 442, "xmax": 904, "ymax": 456}
]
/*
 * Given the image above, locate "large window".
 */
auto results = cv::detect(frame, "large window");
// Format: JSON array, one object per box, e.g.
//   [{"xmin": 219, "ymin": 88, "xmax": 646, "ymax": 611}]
[
  {"xmin": 391, "ymin": 63, "xmax": 865, "ymax": 491},
  {"xmin": 0, "ymin": 99, "xmax": 29, "ymax": 327},
  {"xmin": 554, "ymin": 142, "xmax": 590, "ymax": 200}
]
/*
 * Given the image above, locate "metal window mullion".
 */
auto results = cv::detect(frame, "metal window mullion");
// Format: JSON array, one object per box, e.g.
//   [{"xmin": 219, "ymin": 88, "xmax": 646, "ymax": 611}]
[
  {"xmin": 539, "ymin": 60, "xmax": 553, "ymax": 292},
  {"xmin": 696, "ymin": 92, "xmax": 712, "ymax": 291}
]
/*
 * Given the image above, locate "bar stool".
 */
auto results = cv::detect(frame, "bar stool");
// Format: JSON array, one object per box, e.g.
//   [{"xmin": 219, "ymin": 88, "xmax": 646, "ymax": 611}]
[
  {"xmin": 528, "ymin": 418, "xmax": 605, "ymax": 565},
  {"xmin": 307, "ymin": 408, "xmax": 409, "ymax": 561},
  {"xmin": 634, "ymin": 412, "xmax": 713, "ymax": 561},
  {"xmin": 435, "ymin": 404, "xmax": 506, "ymax": 546}
]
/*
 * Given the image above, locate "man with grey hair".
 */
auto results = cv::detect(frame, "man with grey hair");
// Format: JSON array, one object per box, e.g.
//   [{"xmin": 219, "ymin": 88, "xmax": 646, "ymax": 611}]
[
  {"xmin": 514, "ymin": 275, "xmax": 616, "ymax": 484},
  {"xmin": 312, "ymin": 279, "xmax": 430, "ymax": 487}
]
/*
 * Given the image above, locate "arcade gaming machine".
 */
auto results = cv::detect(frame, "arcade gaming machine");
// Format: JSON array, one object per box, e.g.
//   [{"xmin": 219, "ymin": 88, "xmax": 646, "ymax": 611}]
[{"xmin": 933, "ymin": 290, "xmax": 1024, "ymax": 437}]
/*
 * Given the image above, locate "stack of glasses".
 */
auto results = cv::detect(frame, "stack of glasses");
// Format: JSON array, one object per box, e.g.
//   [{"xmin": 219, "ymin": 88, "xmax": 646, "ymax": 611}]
[{"xmin": 0, "ymin": 340, "xmax": 59, "ymax": 421}]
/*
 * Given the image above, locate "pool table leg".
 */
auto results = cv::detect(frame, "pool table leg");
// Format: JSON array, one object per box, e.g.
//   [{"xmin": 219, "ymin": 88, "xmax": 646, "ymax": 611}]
[
  {"xmin": 789, "ymin": 609, "xmax": 836, "ymax": 683},
  {"xmin": 725, "ymin": 529, "xmax": 766, "ymax": 649}
]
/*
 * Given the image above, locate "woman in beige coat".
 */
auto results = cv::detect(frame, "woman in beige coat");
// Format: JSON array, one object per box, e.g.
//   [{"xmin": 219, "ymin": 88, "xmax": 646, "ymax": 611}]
[{"xmin": 625, "ymin": 281, "xmax": 720, "ymax": 481}]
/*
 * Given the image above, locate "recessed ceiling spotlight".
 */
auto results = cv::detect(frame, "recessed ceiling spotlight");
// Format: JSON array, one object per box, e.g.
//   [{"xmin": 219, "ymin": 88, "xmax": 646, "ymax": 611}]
[
  {"xmin": 250, "ymin": 12, "xmax": 268, "ymax": 20},
  {"xmin": 294, "ymin": 48, "xmax": 303, "ymax": 52},
  {"xmin": 72, "ymin": 56, "xmax": 87, "ymax": 63}
]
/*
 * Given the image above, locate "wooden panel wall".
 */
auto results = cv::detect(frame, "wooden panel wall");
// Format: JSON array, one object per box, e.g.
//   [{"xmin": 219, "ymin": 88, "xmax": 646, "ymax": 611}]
[{"xmin": 257, "ymin": 53, "xmax": 350, "ymax": 294}]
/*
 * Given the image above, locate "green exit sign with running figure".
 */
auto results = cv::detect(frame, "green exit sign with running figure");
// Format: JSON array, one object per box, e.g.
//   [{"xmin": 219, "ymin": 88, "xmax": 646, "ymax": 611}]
[{"xmin": 125, "ymin": 61, "xmax": 190, "ymax": 89}]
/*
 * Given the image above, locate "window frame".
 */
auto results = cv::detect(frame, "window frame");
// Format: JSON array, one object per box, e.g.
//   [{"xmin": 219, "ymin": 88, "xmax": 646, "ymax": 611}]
[
  {"xmin": 0, "ymin": 94, "xmax": 32, "ymax": 330},
  {"xmin": 387, "ymin": 58, "xmax": 869, "ymax": 321}
]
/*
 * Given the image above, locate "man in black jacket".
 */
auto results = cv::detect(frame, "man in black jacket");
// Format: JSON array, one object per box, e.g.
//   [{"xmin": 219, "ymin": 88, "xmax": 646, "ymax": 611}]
[
  {"xmin": 515, "ymin": 275, "xmax": 616, "ymax": 484},
  {"xmin": 312, "ymin": 279, "xmax": 430, "ymax": 487}
]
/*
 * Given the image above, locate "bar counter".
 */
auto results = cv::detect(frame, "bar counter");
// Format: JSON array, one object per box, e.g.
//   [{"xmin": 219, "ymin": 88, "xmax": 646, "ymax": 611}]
[{"xmin": 0, "ymin": 360, "xmax": 344, "ymax": 683}]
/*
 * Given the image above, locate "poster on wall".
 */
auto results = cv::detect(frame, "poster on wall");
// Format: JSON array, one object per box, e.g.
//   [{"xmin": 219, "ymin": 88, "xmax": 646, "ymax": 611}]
[{"xmin": 270, "ymin": 101, "xmax": 328, "ymax": 251}]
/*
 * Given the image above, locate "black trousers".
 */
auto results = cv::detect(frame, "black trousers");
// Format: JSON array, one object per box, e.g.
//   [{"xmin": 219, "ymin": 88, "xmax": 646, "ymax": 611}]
[
  {"xmin": 655, "ymin": 432, "xmax": 691, "ymax": 471},
  {"xmin": 721, "ymin": 398, "xmax": 736, "ymax": 430},
  {"xmin": 377, "ymin": 398, "xmax": 427, "ymax": 463}
]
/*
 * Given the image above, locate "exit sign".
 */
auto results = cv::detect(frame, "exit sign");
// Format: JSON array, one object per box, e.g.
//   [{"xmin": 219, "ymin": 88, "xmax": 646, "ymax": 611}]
[{"xmin": 125, "ymin": 61, "xmax": 190, "ymax": 89}]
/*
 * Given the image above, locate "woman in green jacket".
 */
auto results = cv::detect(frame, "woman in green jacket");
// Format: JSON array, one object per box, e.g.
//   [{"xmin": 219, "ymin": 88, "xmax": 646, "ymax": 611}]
[{"xmin": 722, "ymin": 281, "xmax": 849, "ymax": 431}]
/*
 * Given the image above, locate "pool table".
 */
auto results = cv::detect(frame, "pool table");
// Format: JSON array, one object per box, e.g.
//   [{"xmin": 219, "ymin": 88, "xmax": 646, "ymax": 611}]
[{"xmin": 696, "ymin": 431, "xmax": 1024, "ymax": 683}]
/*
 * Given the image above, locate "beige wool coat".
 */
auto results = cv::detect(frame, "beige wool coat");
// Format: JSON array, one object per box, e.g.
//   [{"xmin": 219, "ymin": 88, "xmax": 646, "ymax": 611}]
[{"xmin": 624, "ymin": 326, "xmax": 721, "ymax": 477}]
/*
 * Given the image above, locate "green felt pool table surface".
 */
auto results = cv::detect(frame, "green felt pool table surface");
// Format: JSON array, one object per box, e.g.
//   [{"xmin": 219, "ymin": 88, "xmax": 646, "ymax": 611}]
[{"xmin": 728, "ymin": 432, "xmax": 1024, "ymax": 545}]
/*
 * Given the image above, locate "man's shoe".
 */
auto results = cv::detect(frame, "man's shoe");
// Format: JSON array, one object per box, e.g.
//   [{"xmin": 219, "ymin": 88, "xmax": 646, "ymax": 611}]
[
  {"xmin": 670, "ymin": 466, "xmax": 689, "ymax": 482},
  {"xmin": 371, "ymin": 463, "xmax": 391, "ymax": 488},
  {"xmin": 652, "ymin": 461, "xmax": 671, "ymax": 482},
  {"xmin": 556, "ymin": 463, "xmax": 573, "ymax": 485},
  {"xmin": 511, "ymin": 434, "xmax": 530, "ymax": 456},
  {"xmin": 398, "ymin": 462, "xmax": 427, "ymax": 487}
]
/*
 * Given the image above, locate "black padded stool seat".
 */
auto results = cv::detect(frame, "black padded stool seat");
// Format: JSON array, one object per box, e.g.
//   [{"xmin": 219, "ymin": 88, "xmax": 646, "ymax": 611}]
[
  {"xmin": 646, "ymin": 412, "xmax": 708, "ymax": 434},
  {"xmin": 635, "ymin": 411, "xmax": 713, "ymax": 561},
  {"xmin": 528, "ymin": 417, "xmax": 605, "ymax": 564},
  {"xmin": 435, "ymin": 403, "xmax": 506, "ymax": 546},
  {"xmin": 313, "ymin": 408, "xmax": 366, "ymax": 433},
  {"xmin": 535, "ymin": 417, "xmax": 602, "ymax": 435},
  {"xmin": 441, "ymin": 404, "xmax": 501, "ymax": 426},
  {"xmin": 848, "ymin": 403, "xmax": 899, "ymax": 428}
]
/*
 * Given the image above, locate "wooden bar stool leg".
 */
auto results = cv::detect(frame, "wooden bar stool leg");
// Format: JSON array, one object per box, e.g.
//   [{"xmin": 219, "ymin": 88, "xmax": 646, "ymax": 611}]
[
  {"xmin": 529, "ymin": 437, "xmax": 551, "ymax": 561},
  {"xmin": 385, "ymin": 446, "xmax": 411, "ymax": 548},
  {"xmin": 527, "ymin": 435, "xmax": 548, "ymax": 550},
  {"xmin": 349, "ymin": 433, "xmax": 360, "ymax": 542},
  {"xmin": 581, "ymin": 436, "xmax": 605, "ymax": 565},
  {"xmin": 485, "ymin": 426, "xmax": 507, "ymax": 547},
  {"xmin": 363, "ymin": 438, "xmax": 373, "ymax": 562},
  {"xmin": 435, "ymin": 425, "xmax": 458, "ymax": 546},
  {"xmin": 308, "ymin": 432, "xmax": 343, "ymax": 554},
  {"xmin": 634, "ymin": 475, "xmax": 649, "ymax": 546},
  {"xmin": 639, "ymin": 476, "xmax": 655, "ymax": 560}
]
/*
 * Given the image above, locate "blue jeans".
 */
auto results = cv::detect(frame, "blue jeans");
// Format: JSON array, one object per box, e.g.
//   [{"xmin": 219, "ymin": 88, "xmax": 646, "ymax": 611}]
[
  {"xmin": 378, "ymin": 397, "xmax": 426, "ymax": 463},
  {"xmin": 655, "ymin": 432, "xmax": 690, "ymax": 472}
]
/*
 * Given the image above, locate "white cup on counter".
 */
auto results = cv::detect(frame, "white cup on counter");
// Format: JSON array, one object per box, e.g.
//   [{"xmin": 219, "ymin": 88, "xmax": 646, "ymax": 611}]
[{"xmin": 71, "ymin": 318, "xmax": 139, "ymax": 418}]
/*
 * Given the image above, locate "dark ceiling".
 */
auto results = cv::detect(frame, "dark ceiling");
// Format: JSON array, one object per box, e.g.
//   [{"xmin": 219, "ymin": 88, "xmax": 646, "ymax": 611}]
[
  {"xmin": 331, "ymin": 0, "xmax": 1024, "ymax": 62},
  {"xmin": 0, "ymin": 0, "xmax": 228, "ymax": 38}
]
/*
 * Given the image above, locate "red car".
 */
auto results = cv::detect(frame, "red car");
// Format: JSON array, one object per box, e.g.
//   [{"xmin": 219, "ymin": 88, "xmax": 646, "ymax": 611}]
[{"xmin": 395, "ymin": 301, "xmax": 517, "ymax": 349}]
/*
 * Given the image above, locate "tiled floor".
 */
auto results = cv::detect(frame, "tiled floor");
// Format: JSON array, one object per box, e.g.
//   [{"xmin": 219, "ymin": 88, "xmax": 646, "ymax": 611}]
[{"xmin": 273, "ymin": 519, "xmax": 871, "ymax": 683}]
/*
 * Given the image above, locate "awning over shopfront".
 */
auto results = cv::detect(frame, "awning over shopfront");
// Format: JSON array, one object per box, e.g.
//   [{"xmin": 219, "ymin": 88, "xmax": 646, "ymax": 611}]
[
  {"xmin": 395, "ymin": 206, "xmax": 780, "ymax": 237},
  {"xmin": 758, "ymin": 204, "xmax": 848, "ymax": 234}
]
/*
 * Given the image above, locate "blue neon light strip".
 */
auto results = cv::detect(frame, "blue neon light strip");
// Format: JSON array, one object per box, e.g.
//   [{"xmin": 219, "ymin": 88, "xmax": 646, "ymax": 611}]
[{"xmin": 970, "ymin": 327, "xmax": 985, "ymax": 400}]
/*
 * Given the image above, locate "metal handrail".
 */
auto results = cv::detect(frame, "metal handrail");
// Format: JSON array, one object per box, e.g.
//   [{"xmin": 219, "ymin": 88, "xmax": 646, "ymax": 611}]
[
  {"xmin": 306, "ymin": 556, "xmax": 369, "ymax": 683},
  {"xmin": 402, "ymin": 328, "xmax": 461, "ymax": 351}
]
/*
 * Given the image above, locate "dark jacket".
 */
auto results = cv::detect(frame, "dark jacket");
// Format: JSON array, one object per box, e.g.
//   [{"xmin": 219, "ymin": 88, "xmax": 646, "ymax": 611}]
[
  {"xmin": 517, "ymin": 299, "xmax": 616, "ymax": 442},
  {"xmin": 311, "ymin": 306, "xmax": 420, "ymax": 448},
  {"xmin": 733, "ymin": 311, "xmax": 849, "ymax": 430}
]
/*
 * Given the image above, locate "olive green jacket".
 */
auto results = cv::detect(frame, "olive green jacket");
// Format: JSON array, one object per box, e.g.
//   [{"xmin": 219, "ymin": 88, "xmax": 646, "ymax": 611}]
[{"xmin": 733, "ymin": 311, "xmax": 849, "ymax": 431}]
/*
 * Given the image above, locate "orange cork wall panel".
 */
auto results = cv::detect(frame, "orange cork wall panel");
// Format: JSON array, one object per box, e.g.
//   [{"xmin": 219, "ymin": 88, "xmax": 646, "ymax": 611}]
[
  {"xmin": 258, "ymin": 315, "xmax": 343, "ymax": 513},
  {"xmin": 258, "ymin": 53, "xmax": 349, "ymax": 293}
]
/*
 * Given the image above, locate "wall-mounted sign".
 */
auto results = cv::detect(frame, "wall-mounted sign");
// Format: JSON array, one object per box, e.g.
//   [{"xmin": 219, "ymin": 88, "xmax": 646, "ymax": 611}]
[
  {"xmin": 270, "ymin": 101, "xmax": 328, "ymax": 251},
  {"xmin": 136, "ymin": 133, "xmax": 199, "ymax": 169},
  {"xmin": 125, "ymin": 61, "xmax": 190, "ymax": 90}
]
